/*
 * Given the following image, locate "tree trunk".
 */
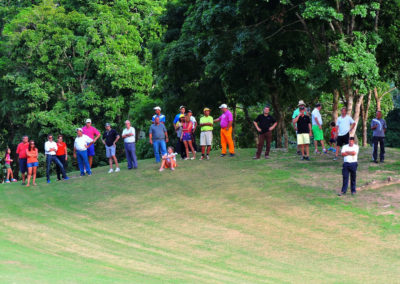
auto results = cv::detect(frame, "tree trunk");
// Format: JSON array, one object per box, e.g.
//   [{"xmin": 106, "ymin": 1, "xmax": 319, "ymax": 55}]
[
  {"xmin": 361, "ymin": 90, "xmax": 372, "ymax": 147},
  {"xmin": 243, "ymin": 106, "xmax": 258, "ymax": 146},
  {"xmin": 350, "ymin": 93, "xmax": 364, "ymax": 138},
  {"xmin": 270, "ymin": 90, "xmax": 283, "ymax": 148},
  {"xmin": 282, "ymin": 118, "xmax": 288, "ymax": 149},
  {"xmin": 347, "ymin": 90, "xmax": 354, "ymax": 116},
  {"xmin": 373, "ymin": 87, "xmax": 381, "ymax": 111},
  {"xmin": 332, "ymin": 89, "xmax": 339, "ymax": 122}
]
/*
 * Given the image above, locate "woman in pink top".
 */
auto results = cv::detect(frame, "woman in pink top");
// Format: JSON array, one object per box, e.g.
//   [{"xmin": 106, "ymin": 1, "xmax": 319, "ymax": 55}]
[
  {"xmin": 4, "ymin": 148, "xmax": 17, "ymax": 183},
  {"xmin": 181, "ymin": 115, "xmax": 196, "ymax": 160}
]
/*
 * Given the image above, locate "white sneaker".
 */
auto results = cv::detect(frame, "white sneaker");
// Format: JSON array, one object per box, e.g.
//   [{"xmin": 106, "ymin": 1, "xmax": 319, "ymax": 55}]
[
  {"xmin": 191, "ymin": 157, "xmax": 195, "ymax": 160},
  {"xmin": 159, "ymin": 168, "xmax": 164, "ymax": 172},
  {"xmin": 115, "ymin": 168, "xmax": 120, "ymax": 172},
  {"xmin": 108, "ymin": 169, "xmax": 114, "ymax": 174}
]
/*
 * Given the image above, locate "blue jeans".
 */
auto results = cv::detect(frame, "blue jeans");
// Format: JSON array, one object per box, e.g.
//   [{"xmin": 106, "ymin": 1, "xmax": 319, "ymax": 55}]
[
  {"xmin": 124, "ymin": 143, "xmax": 138, "ymax": 169},
  {"xmin": 342, "ymin": 162, "xmax": 358, "ymax": 193},
  {"xmin": 77, "ymin": 150, "xmax": 92, "ymax": 175},
  {"xmin": 46, "ymin": 155, "xmax": 67, "ymax": 180},
  {"xmin": 153, "ymin": 140, "xmax": 167, "ymax": 163}
]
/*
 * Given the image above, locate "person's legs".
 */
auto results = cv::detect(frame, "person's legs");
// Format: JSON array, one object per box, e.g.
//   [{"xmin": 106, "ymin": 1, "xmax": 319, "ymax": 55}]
[
  {"xmin": 305, "ymin": 144, "xmax": 310, "ymax": 157},
  {"xmin": 53, "ymin": 156, "xmax": 67, "ymax": 179},
  {"xmin": 220, "ymin": 129, "xmax": 227, "ymax": 155},
  {"xmin": 56, "ymin": 157, "xmax": 61, "ymax": 180},
  {"xmin": 265, "ymin": 131, "xmax": 272, "ymax": 157},
  {"xmin": 379, "ymin": 137, "xmax": 385, "ymax": 162},
  {"xmin": 207, "ymin": 145, "xmax": 211, "ymax": 155},
  {"xmin": 125, "ymin": 143, "xmax": 133, "ymax": 169},
  {"xmin": 131, "ymin": 143, "xmax": 138, "ymax": 168},
  {"xmin": 56, "ymin": 155, "xmax": 66, "ymax": 180},
  {"xmin": 314, "ymin": 140, "xmax": 319, "ymax": 152},
  {"xmin": 6, "ymin": 168, "xmax": 10, "ymax": 181},
  {"xmin": 160, "ymin": 140, "xmax": 167, "ymax": 157},
  {"xmin": 160, "ymin": 159, "xmax": 166, "ymax": 171},
  {"xmin": 27, "ymin": 167, "xmax": 32, "ymax": 186},
  {"xmin": 33, "ymin": 167, "xmax": 37, "ymax": 185},
  {"xmin": 153, "ymin": 140, "xmax": 161, "ymax": 162},
  {"xmin": 255, "ymin": 132, "xmax": 266, "ymax": 158},
  {"xmin": 226, "ymin": 128, "xmax": 235, "ymax": 154},
  {"xmin": 183, "ymin": 141, "xmax": 189, "ymax": 158},
  {"xmin": 300, "ymin": 144, "xmax": 305, "ymax": 156},
  {"xmin": 372, "ymin": 136, "xmax": 378, "ymax": 162},
  {"xmin": 188, "ymin": 140, "xmax": 196, "ymax": 157},
  {"xmin": 82, "ymin": 152, "xmax": 92, "ymax": 175},
  {"xmin": 341, "ymin": 163, "xmax": 350, "ymax": 193},
  {"xmin": 350, "ymin": 163, "xmax": 358, "ymax": 194},
  {"xmin": 46, "ymin": 155, "xmax": 51, "ymax": 181},
  {"xmin": 76, "ymin": 151, "xmax": 85, "ymax": 175}
]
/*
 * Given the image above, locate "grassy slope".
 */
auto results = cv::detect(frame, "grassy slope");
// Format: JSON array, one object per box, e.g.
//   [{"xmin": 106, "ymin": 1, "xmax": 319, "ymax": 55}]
[{"xmin": 0, "ymin": 148, "xmax": 399, "ymax": 283}]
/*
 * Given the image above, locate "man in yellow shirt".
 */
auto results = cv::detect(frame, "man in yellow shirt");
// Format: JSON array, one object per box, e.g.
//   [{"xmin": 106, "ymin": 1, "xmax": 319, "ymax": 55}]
[{"xmin": 199, "ymin": 108, "xmax": 213, "ymax": 160}]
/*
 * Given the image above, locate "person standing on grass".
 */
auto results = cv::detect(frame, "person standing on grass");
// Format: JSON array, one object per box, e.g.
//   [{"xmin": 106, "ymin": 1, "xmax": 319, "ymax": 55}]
[
  {"xmin": 338, "ymin": 137, "xmax": 359, "ymax": 196},
  {"xmin": 102, "ymin": 123, "xmax": 121, "ymax": 173},
  {"xmin": 4, "ymin": 148, "xmax": 17, "ymax": 183},
  {"xmin": 293, "ymin": 106, "xmax": 312, "ymax": 161},
  {"xmin": 56, "ymin": 135, "xmax": 68, "ymax": 181},
  {"xmin": 175, "ymin": 114, "xmax": 186, "ymax": 160},
  {"xmin": 74, "ymin": 128, "xmax": 94, "ymax": 176},
  {"xmin": 152, "ymin": 106, "xmax": 166, "ymax": 124},
  {"xmin": 82, "ymin": 119, "xmax": 101, "ymax": 167},
  {"xmin": 292, "ymin": 100, "xmax": 308, "ymax": 155},
  {"xmin": 181, "ymin": 115, "xmax": 196, "ymax": 160},
  {"xmin": 187, "ymin": 110, "xmax": 198, "ymax": 152},
  {"xmin": 199, "ymin": 108, "xmax": 214, "ymax": 160},
  {"xmin": 371, "ymin": 111, "xmax": 387, "ymax": 163},
  {"xmin": 253, "ymin": 106, "xmax": 277, "ymax": 160},
  {"xmin": 173, "ymin": 106, "xmax": 186, "ymax": 124},
  {"xmin": 122, "ymin": 120, "xmax": 138, "ymax": 170},
  {"xmin": 328, "ymin": 122, "xmax": 337, "ymax": 152},
  {"xmin": 16, "ymin": 135, "xmax": 29, "ymax": 185},
  {"xmin": 26, "ymin": 140, "xmax": 38, "ymax": 187},
  {"xmin": 214, "ymin": 104, "xmax": 235, "ymax": 157},
  {"xmin": 311, "ymin": 103, "xmax": 327, "ymax": 154},
  {"xmin": 45, "ymin": 135, "xmax": 69, "ymax": 183},
  {"xmin": 334, "ymin": 107, "xmax": 356, "ymax": 161},
  {"xmin": 149, "ymin": 117, "xmax": 169, "ymax": 163}
]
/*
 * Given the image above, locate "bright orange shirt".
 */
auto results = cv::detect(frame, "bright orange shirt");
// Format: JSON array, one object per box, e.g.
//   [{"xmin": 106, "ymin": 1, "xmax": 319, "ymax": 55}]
[
  {"xmin": 56, "ymin": 142, "xmax": 67, "ymax": 156},
  {"xmin": 26, "ymin": 149, "xmax": 38, "ymax": 164}
]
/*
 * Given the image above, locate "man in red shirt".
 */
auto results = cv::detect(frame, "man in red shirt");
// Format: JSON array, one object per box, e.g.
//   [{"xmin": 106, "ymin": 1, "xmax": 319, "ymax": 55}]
[{"xmin": 16, "ymin": 135, "xmax": 29, "ymax": 184}]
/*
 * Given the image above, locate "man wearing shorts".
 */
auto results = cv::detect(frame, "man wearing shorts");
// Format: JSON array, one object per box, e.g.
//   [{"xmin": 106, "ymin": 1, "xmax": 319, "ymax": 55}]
[
  {"xmin": 253, "ymin": 106, "xmax": 277, "ymax": 159},
  {"xmin": 199, "ymin": 108, "xmax": 213, "ymax": 160},
  {"xmin": 102, "ymin": 123, "xmax": 120, "ymax": 173},
  {"xmin": 292, "ymin": 100, "xmax": 308, "ymax": 155},
  {"xmin": 293, "ymin": 106, "xmax": 312, "ymax": 161},
  {"xmin": 334, "ymin": 107, "xmax": 356, "ymax": 161},
  {"xmin": 82, "ymin": 118, "xmax": 101, "ymax": 167},
  {"xmin": 311, "ymin": 103, "xmax": 327, "ymax": 154},
  {"xmin": 16, "ymin": 135, "xmax": 29, "ymax": 185}
]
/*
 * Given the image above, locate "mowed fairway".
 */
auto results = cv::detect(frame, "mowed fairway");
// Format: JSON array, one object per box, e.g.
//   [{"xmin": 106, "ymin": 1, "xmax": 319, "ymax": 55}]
[{"xmin": 0, "ymin": 148, "xmax": 399, "ymax": 283}]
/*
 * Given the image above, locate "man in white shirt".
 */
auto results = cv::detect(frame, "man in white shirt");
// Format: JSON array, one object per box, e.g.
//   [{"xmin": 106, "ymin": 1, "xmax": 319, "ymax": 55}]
[
  {"xmin": 73, "ymin": 128, "xmax": 94, "ymax": 176},
  {"xmin": 45, "ymin": 134, "xmax": 69, "ymax": 183},
  {"xmin": 334, "ymin": 107, "xmax": 356, "ymax": 161},
  {"xmin": 122, "ymin": 120, "xmax": 138, "ymax": 170},
  {"xmin": 338, "ymin": 137, "xmax": 359, "ymax": 196},
  {"xmin": 311, "ymin": 103, "xmax": 327, "ymax": 154}
]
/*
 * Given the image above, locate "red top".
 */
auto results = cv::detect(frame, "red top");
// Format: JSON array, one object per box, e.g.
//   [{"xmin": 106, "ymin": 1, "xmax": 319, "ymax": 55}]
[
  {"xmin": 330, "ymin": 127, "xmax": 337, "ymax": 139},
  {"xmin": 26, "ymin": 148, "xmax": 38, "ymax": 164},
  {"xmin": 56, "ymin": 142, "xmax": 67, "ymax": 156},
  {"xmin": 182, "ymin": 121, "xmax": 193, "ymax": 134},
  {"xmin": 16, "ymin": 142, "xmax": 29, "ymax": 159}
]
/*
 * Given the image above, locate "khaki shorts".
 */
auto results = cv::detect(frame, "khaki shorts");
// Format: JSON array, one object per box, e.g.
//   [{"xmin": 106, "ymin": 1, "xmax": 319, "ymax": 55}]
[
  {"xmin": 200, "ymin": 131, "xmax": 213, "ymax": 146},
  {"xmin": 297, "ymin": 133, "xmax": 310, "ymax": 145}
]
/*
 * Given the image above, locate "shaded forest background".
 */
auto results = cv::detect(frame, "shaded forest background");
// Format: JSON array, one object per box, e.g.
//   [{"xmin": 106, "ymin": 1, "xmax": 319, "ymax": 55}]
[{"xmin": 1, "ymin": 0, "xmax": 400, "ymax": 173}]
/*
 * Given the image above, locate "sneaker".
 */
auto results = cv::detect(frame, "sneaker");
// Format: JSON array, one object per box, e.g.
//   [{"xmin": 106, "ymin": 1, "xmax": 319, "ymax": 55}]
[
  {"xmin": 322, "ymin": 149, "xmax": 327, "ymax": 154},
  {"xmin": 115, "ymin": 168, "xmax": 120, "ymax": 172},
  {"xmin": 337, "ymin": 192, "xmax": 346, "ymax": 196},
  {"xmin": 253, "ymin": 156, "xmax": 260, "ymax": 160},
  {"xmin": 87, "ymin": 173, "xmax": 92, "ymax": 176},
  {"xmin": 220, "ymin": 154, "xmax": 226, "ymax": 157},
  {"xmin": 372, "ymin": 160, "xmax": 378, "ymax": 164},
  {"xmin": 191, "ymin": 157, "xmax": 195, "ymax": 160},
  {"xmin": 206, "ymin": 155, "xmax": 210, "ymax": 160},
  {"xmin": 199, "ymin": 156, "xmax": 205, "ymax": 160},
  {"xmin": 314, "ymin": 150, "xmax": 321, "ymax": 154},
  {"xmin": 159, "ymin": 168, "xmax": 164, "ymax": 172},
  {"xmin": 11, "ymin": 179, "xmax": 17, "ymax": 182},
  {"xmin": 333, "ymin": 157, "xmax": 338, "ymax": 161},
  {"xmin": 108, "ymin": 169, "xmax": 114, "ymax": 174},
  {"xmin": 297, "ymin": 151, "xmax": 302, "ymax": 155},
  {"xmin": 229, "ymin": 154, "xmax": 235, "ymax": 157},
  {"xmin": 301, "ymin": 156, "xmax": 305, "ymax": 160},
  {"xmin": 332, "ymin": 149, "xmax": 336, "ymax": 153},
  {"xmin": 265, "ymin": 156, "xmax": 270, "ymax": 159},
  {"xmin": 351, "ymin": 191, "xmax": 357, "ymax": 196},
  {"xmin": 5, "ymin": 180, "xmax": 10, "ymax": 183},
  {"xmin": 63, "ymin": 177, "xmax": 70, "ymax": 181},
  {"xmin": 304, "ymin": 156, "xmax": 310, "ymax": 161},
  {"xmin": 171, "ymin": 168, "xmax": 175, "ymax": 171},
  {"xmin": 47, "ymin": 180, "xmax": 51, "ymax": 184}
]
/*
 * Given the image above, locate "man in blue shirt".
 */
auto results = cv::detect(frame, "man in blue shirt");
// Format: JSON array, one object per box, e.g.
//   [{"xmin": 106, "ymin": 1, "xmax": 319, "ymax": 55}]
[
  {"xmin": 149, "ymin": 117, "xmax": 169, "ymax": 162},
  {"xmin": 371, "ymin": 111, "xmax": 387, "ymax": 163},
  {"xmin": 173, "ymin": 106, "xmax": 186, "ymax": 124},
  {"xmin": 152, "ymin": 106, "xmax": 166, "ymax": 124}
]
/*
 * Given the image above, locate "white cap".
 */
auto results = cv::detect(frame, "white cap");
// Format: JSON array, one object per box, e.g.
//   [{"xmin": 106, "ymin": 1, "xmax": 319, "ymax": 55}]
[
  {"xmin": 219, "ymin": 104, "xmax": 228, "ymax": 109},
  {"xmin": 154, "ymin": 106, "xmax": 161, "ymax": 111},
  {"xmin": 76, "ymin": 128, "xmax": 83, "ymax": 132},
  {"xmin": 85, "ymin": 118, "xmax": 92, "ymax": 123}
]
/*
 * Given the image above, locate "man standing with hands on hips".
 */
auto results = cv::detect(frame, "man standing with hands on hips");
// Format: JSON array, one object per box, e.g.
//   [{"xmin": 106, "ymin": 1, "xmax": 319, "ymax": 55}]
[
  {"xmin": 82, "ymin": 118, "xmax": 101, "ymax": 167},
  {"xmin": 102, "ymin": 123, "xmax": 120, "ymax": 173},
  {"xmin": 253, "ymin": 106, "xmax": 277, "ymax": 159},
  {"xmin": 338, "ymin": 137, "xmax": 359, "ymax": 196},
  {"xmin": 122, "ymin": 120, "xmax": 138, "ymax": 170},
  {"xmin": 214, "ymin": 104, "xmax": 235, "ymax": 157},
  {"xmin": 149, "ymin": 117, "xmax": 169, "ymax": 163},
  {"xmin": 74, "ymin": 128, "xmax": 94, "ymax": 176}
]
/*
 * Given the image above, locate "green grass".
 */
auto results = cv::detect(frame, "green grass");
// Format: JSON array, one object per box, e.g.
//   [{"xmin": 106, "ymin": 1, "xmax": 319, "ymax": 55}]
[{"xmin": 0, "ymin": 148, "xmax": 400, "ymax": 283}]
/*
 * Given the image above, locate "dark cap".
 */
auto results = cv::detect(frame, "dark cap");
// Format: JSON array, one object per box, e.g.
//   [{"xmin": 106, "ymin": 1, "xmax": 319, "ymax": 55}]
[{"xmin": 349, "ymin": 137, "xmax": 355, "ymax": 141}]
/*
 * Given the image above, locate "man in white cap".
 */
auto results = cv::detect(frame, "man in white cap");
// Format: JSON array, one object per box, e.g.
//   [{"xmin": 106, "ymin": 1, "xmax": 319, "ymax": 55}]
[
  {"xmin": 82, "ymin": 118, "xmax": 101, "ymax": 167},
  {"xmin": 214, "ymin": 104, "xmax": 235, "ymax": 157},
  {"xmin": 292, "ymin": 100, "xmax": 308, "ymax": 155},
  {"xmin": 152, "ymin": 106, "xmax": 165, "ymax": 124}
]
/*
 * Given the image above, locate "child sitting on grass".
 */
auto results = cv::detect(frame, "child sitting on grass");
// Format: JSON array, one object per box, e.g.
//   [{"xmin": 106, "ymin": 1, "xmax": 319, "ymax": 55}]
[
  {"xmin": 328, "ymin": 121, "xmax": 337, "ymax": 153},
  {"xmin": 159, "ymin": 147, "xmax": 177, "ymax": 172},
  {"xmin": 4, "ymin": 148, "xmax": 17, "ymax": 183}
]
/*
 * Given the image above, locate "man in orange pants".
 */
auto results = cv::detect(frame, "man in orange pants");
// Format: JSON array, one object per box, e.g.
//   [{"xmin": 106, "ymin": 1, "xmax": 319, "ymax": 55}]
[{"xmin": 214, "ymin": 104, "xmax": 235, "ymax": 157}]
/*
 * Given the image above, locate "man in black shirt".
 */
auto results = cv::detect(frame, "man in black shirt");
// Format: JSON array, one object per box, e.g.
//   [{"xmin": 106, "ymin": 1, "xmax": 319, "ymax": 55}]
[
  {"xmin": 253, "ymin": 106, "xmax": 277, "ymax": 159},
  {"xmin": 293, "ymin": 107, "xmax": 312, "ymax": 160},
  {"xmin": 102, "ymin": 123, "xmax": 120, "ymax": 173}
]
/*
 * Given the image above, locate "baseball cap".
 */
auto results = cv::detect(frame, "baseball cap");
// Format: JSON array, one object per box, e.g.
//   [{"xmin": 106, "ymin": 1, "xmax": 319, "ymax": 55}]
[
  {"xmin": 187, "ymin": 110, "xmax": 193, "ymax": 113},
  {"xmin": 154, "ymin": 106, "xmax": 161, "ymax": 111},
  {"xmin": 85, "ymin": 118, "xmax": 92, "ymax": 123},
  {"xmin": 105, "ymin": 123, "xmax": 111, "ymax": 127},
  {"xmin": 219, "ymin": 104, "xmax": 228, "ymax": 109},
  {"xmin": 179, "ymin": 105, "xmax": 185, "ymax": 110},
  {"xmin": 298, "ymin": 100, "xmax": 306, "ymax": 106},
  {"xmin": 76, "ymin": 128, "xmax": 83, "ymax": 132},
  {"xmin": 203, "ymin": 107, "xmax": 210, "ymax": 112},
  {"xmin": 179, "ymin": 114, "xmax": 185, "ymax": 118}
]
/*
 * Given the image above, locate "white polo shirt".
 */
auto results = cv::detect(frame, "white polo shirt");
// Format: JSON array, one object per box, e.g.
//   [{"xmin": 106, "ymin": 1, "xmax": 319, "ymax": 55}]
[
  {"xmin": 341, "ymin": 144, "xmax": 359, "ymax": 163},
  {"xmin": 122, "ymin": 127, "xmax": 135, "ymax": 143},
  {"xmin": 44, "ymin": 141, "xmax": 58, "ymax": 155},
  {"xmin": 74, "ymin": 134, "xmax": 93, "ymax": 151}
]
